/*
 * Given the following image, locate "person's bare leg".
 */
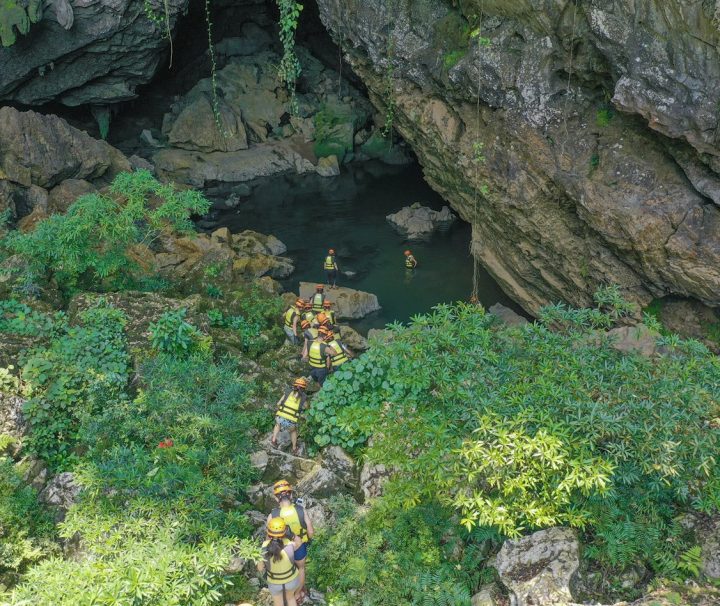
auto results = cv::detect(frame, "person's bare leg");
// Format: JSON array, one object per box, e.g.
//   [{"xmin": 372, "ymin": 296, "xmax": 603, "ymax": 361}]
[
  {"xmin": 271, "ymin": 592, "xmax": 284, "ymax": 606},
  {"xmin": 295, "ymin": 561, "xmax": 306, "ymax": 601},
  {"xmin": 271, "ymin": 422, "xmax": 280, "ymax": 446},
  {"xmin": 290, "ymin": 427, "xmax": 298, "ymax": 453},
  {"xmin": 285, "ymin": 590, "xmax": 297, "ymax": 606}
]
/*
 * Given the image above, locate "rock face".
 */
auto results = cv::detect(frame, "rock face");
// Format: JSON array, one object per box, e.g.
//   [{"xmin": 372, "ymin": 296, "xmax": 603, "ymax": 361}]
[
  {"xmin": 496, "ymin": 527, "xmax": 579, "ymax": 606},
  {"xmin": 299, "ymin": 282, "xmax": 380, "ymax": 319},
  {"xmin": 39, "ymin": 472, "xmax": 81, "ymax": 520},
  {"xmin": 386, "ymin": 204, "xmax": 456, "ymax": 241},
  {"xmin": 315, "ymin": 0, "xmax": 720, "ymax": 315},
  {"xmin": 0, "ymin": 107, "xmax": 129, "ymax": 222},
  {"xmin": 0, "ymin": 0, "xmax": 187, "ymax": 106}
]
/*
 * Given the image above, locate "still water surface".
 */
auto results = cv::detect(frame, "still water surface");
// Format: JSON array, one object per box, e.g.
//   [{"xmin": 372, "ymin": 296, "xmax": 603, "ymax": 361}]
[{"xmin": 206, "ymin": 162, "xmax": 520, "ymax": 332}]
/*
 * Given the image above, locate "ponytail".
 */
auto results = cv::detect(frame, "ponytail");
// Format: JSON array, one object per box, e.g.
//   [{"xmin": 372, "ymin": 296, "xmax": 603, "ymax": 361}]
[{"xmin": 265, "ymin": 537, "xmax": 284, "ymax": 563}]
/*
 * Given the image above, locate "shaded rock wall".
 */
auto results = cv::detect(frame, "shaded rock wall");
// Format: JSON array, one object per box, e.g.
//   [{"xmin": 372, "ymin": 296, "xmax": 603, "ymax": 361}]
[{"xmin": 314, "ymin": 0, "xmax": 720, "ymax": 313}]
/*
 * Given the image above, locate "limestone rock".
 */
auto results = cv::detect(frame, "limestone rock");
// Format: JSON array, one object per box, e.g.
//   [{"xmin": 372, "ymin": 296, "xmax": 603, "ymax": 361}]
[
  {"xmin": 496, "ymin": 527, "xmax": 579, "ymax": 606},
  {"xmin": 336, "ymin": 324, "xmax": 368, "ymax": 351},
  {"xmin": 21, "ymin": 456, "xmax": 48, "ymax": 491},
  {"xmin": 0, "ymin": 0, "xmax": 188, "ymax": 106},
  {"xmin": 232, "ymin": 230, "xmax": 288, "ymax": 257},
  {"xmin": 47, "ymin": 179, "xmax": 96, "ymax": 214},
  {"xmin": 215, "ymin": 22, "xmax": 273, "ymax": 58},
  {"xmin": 0, "ymin": 393, "xmax": 27, "ymax": 440},
  {"xmin": 39, "ymin": 472, "xmax": 81, "ymax": 520},
  {"xmin": 698, "ymin": 515, "xmax": 720, "ymax": 580},
  {"xmin": 316, "ymin": 154, "xmax": 341, "ymax": 177},
  {"xmin": 360, "ymin": 460, "xmax": 390, "ymax": 501},
  {"xmin": 471, "ymin": 584, "xmax": 500, "ymax": 606},
  {"xmin": 315, "ymin": 0, "xmax": 720, "ymax": 314},
  {"xmin": 386, "ymin": 204, "xmax": 456, "ymax": 241},
  {"xmin": 606, "ymin": 324, "xmax": 659, "ymax": 357},
  {"xmin": 294, "ymin": 465, "xmax": 344, "ymax": 499},
  {"xmin": 299, "ymin": 282, "xmax": 380, "ymax": 320},
  {"xmin": 321, "ymin": 446, "xmax": 356, "ymax": 487},
  {"xmin": 489, "ymin": 303, "xmax": 529, "ymax": 328},
  {"xmin": 0, "ymin": 107, "xmax": 129, "ymax": 192}
]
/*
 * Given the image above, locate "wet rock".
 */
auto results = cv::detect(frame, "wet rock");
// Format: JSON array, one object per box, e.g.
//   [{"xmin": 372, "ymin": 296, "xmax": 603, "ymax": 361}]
[
  {"xmin": 0, "ymin": 0, "xmax": 188, "ymax": 106},
  {"xmin": 496, "ymin": 527, "xmax": 579, "ymax": 606},
  {"xmin": 386, "ymin": 203, "xmax": 456, "ymax": 241},
  {"xmin": 316, "ymin": 154, "xmax": 341, "ymax": 177},
  {"xmin": 39, "ymin": 472, "xmax": 81, "ymax": 521},
  {"xmin": 299, "ymin": 282, "xmax": 380, "ymax": 320},
  {"xmin": 606, "ymin": 324, "xmax": 659, "ymax": 357},
  {"xmin": 489, "ymin": 303, "xmax": 529, "ymax": 328}
]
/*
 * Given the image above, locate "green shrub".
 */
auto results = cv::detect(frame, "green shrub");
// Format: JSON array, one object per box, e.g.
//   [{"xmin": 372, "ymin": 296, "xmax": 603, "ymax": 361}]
[
  {"xmin": 0, "ymin": 456, "xmax": 56, "ymax": 583},
  {"xmin": 21, "ymin": 301, "xmax": 130, "ymax": 470},
  {"xmin": 149, "ymin": 308, "xmax": 208, "ymax": 358},
  {"xmin": 0, "ymin": 300, "xmax": 66, "ymax": 339},
  {"xmin": 3, "ymin": 170, "xmax": 210, "ymax": 294},
  {"xmin": 309, "ymin": 296, "xmax": 720, "ymax": 575}
]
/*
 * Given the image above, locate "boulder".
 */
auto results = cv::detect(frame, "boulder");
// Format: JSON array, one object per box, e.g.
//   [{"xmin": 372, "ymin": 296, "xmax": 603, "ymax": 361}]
[
  {"xmin": 232, "ymin": 230, "xmax": 288, "ymax": 256},
  {"xmin": 0, "ymin": 0, "xmax": 188, "ymax": 106},
  {"xmin": 294, "ymin": 464, "xmax": 344, "ymax": 499},
  {"xmin": 489, "ymin": 303, "xmax": 529, "ymax": 328},
  {"xmin": 0, "ymin": 107, "xmax": 129, "ymax": 200},
  {"xmin": 321, "ymin": 446, "xmax": 356, "ymax": 487},
  {"xmin": 386, "ymin": 204, "xmax": 456, "ymax": 241},
  {"xmin": 495, "ymin": 527, "xmax": 579, "ymax": 606},
  {"xmin": 316, "ymin": 154, "xmax": 341, "ymax": 177},
  {"xmin": 360, "ymin": 460, "xmax": 390, "ymax": 501},
  {"xmin": 606, "ymin": 324, "xmax": 659, "ymax": 357},
  {"xmin": 299, "ymin": 282, "xmax": 380, "ymax": 320},
  {"xmin": 47, "ymin": 179, "xmax": 96, "ymax": 214},
  {"xmin": 39, "ymin": 472, "xmax": 81, "ymax": 520},
  {"xmin": 215, "ymin": 22, "xmax": 273, "ymax": 58},
  {"xmin": 471, "ymin": 585, "xmax": 500, "ymax": 606},
  {"xmin": 336, "ymin": 325, "xmax": 368, "ymax": 351}
]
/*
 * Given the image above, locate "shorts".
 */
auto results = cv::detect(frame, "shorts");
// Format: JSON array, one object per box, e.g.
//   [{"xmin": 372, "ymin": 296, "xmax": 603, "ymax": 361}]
[
  {"xmin": 310, "ymin": 367, "xmax": 329, "ymax": 386},
  {"xmin": 284, "ymin": 326, "xmax": 298, "ymax": 344},
  {"xmin": 294, "ymin": 542, "xmax": 308, "ymax": 561},
  {"xmin": 275, "ymin": 416, "xmax": 296, "ymax": 430},
  {"xmin": 268, "ymin": 576, "xmax": 301, "ymax": 595}
]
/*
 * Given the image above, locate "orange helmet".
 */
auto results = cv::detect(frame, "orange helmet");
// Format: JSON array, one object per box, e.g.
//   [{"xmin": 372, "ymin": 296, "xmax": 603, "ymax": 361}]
[
  {"xmin": 267, "ymin": 517, "xmax": 287, "ymax": 538},
  {"xmin": 318, "ymin": 326, "xmax": 334, "ymax": 340},
  {"xmin": 293, "ymin": 377, "xmax": 308, "ymax": 390},
  {"xmin": 300, "ymin": 320, "xmax": 311, "ymax": 330},
  {"xmin": 315, "ymin": 284, "xmax": 324, "ymax": 291},
  {"xmin": 404, "ymin": 250, "xmax": 412, "ymax": 256},
  {"xmin": 316, "ymin": 312, "xmax": 328, "ymax": 325},
  {"xmin": 302, "ymin": 300, "xmax": 313, "ymax": 309},
  {"xmin": 323, "ymin": 300, "xmax": 332, "ymax": 309},
  {"xmin": 328, "ymin": 248, "xmax": 335, "ymax": 254},
  {"xmin": 273, "ymin": 479, "xmax": 292, "ymax": 495},
  {"xmin": 295, "ymin": 298, "xmax": 304, "ymax": 307}
]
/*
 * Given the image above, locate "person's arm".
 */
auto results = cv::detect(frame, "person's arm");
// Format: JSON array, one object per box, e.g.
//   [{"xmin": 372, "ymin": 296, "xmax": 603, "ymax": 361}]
[
  {"xmin": 301, "ymin": 338, "xmax": 309, "ymax": 359},
  {"xmin": 324, "ymin": 346, "xmax": 334, "ymax": 370},
  {"xmin": 292, "ymin": 315, "xmax": 298, "ymax": 333},
  {"xmin": 413, "ymin": 257, "xmax": 418, "ymax": 268},
  {"xmin": 304, "ymin": 511, "xmax": 314, "ymax": 540},
  {"xmin": 341, "ymin": 342, "xmax": 355, "ymax": 359},
  {"xmin": 274, "ymin": 394, "xmax": 285, "ymax": 408}
]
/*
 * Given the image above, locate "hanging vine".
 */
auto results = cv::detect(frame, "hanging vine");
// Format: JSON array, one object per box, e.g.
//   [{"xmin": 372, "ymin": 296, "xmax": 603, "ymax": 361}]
[
  {"xmin": 275, "ymin": 0, "xmax": 303, "ymax": 115},
  {"xmin": 205, "ymin": 0, "xmax": 226, "ymax": 134}
]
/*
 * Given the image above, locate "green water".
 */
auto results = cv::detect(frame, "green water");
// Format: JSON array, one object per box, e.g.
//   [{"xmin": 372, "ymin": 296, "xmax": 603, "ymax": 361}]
[{"xmin": 206, "ymin": 162, "xmax": 522, "ymax": 332}]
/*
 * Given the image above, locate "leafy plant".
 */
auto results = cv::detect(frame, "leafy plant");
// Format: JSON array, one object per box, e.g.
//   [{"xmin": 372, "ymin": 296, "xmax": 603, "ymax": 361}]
[
  {"xmin": 0, "ymin": 0, "xmax": 42, "ymax": 47},
  {"xmin": 3, "ymin": 170, "xmax": 210, "ymax": 294},
  {"xmin": 149, "ymin": 308, "xmax": 208, "ymax": 358},
  {"xmin": 596, "ymin": 107, "xmax": 614, "ymax": 127},
  {"xmin": 275, "ymin": 0, "xmax": 303, "ymax": 114},
  {"xmin": 0, "ymin": 300, "xmax": 66, "ymax": 339}
]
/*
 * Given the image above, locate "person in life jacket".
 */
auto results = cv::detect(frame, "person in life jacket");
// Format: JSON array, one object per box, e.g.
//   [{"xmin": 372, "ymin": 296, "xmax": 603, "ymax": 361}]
[
  {"xmin": 327, "ymin": 332, "xmax": 353, "ymax": 369},
  {"xmin": 271, "ymin": 378, "xmax": 308, "ymax": 455},
  {"xmin": 324, "ymin": 248, "xmax": 338, "ymax": 288},
  {"xmin": 282, "ymin": 299, "xmax": 304, "ymax": 345},
  {"xmin": 300, "ymin": 300, "xmax": 316, "ymax": 326},
  {"xmin": 310, "ymin": 284, "xmax": 326, "ymax": 312},
  {"xmin": 258, "ymin": 516, "xmax": 303, "ymax": 606},
  {"xmin": 314, "ymin": 311, "xmax": 333, "ymax": 332},
  {"xmin": 322, "ymin": 300, "xmax": 337, "ymax": 326},
  {"xmin": 404, "ymin": 249, "xmax": 418, "ymax": 269},
  {"xmin": 300, "ymin": 320, "xmax": 318, "ymax": 361},
  {"xmin": 267, "ymin": 480, "xmax": 315, "ymax": 605},
  {"xmin": 308, "ymin": 326, "xmax": 337, "ymax": 386}
]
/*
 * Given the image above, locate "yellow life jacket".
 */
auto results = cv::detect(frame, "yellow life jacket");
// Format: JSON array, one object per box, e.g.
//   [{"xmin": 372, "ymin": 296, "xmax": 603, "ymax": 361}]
[
  {"xmin": 284, "ymin": 306, "xmax": 298, "ymax": 328},
  {"xmin": 311, "ymin": 292, "xmax": 325, "ymax": 312},
  {"xmin": 272, "ymin": 503, "xmax": 309, "ymax": 543},
  {"xmin": 262, "ymin": 539, "xmax": 299, "ymax": 584},
  {"xmin": 328, "ymin": 339, "xmax": 349, "ymax": 368},
  {"xmin": 324, "ymin": 255, "xmax": 335, "ymax": 270},
  {"xmin": 309, "ymin": 341, "xmax": 328, "ymax": 368},
  {"xmin": 405, "ymin": 255, "xmax": 416, "ymax": 269},
  {"xmin": 325, "ymin": 309, "xmax": 336, "ymax": 325},
  {"xmin": 302, "ymin": 310, "xmax": 316, "ymax": 325},
  {"xmin": 276, "ymin": 390, "xmax": 304, "ymax": 423},
  {"xmin": 303, "ymin": 327, "xmax": 319, "ymax": 341}
]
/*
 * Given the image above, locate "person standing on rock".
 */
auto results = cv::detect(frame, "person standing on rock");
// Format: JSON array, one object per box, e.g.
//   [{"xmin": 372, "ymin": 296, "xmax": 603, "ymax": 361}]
[
  {"xmin": 283, "ymin": 299, "xmax": 303, "ymax": 345},
  {"xmin": 258, "ymin": 516, "xmax": 303, "ymax": 606},
  {"xmin": 404, "ymin": 249, "xmax": 418, "ymax": 269},
  {"xmin": 324, "ymin": 248, "xmax": 338, "ymax": 288},
  {"xmin": 268, "ymin": 480, "xmax": 315, "ymax": 606},
  {"xmin": 271, "ymin": 378, "xmax": 308, "ymax": 455},
  {"xmin": 308, "ymin": 326, "xmax": 337, "ymax": 386}
]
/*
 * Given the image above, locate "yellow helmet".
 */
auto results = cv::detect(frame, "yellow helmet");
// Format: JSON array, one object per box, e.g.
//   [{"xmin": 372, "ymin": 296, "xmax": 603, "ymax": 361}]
[
  {"xmin": 267, "ymin": 517, "xmax": 287, "ymax": 538},
  {"xmin": 273, "ymin": 479, "xmax": 292, "ymax": 495}
]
